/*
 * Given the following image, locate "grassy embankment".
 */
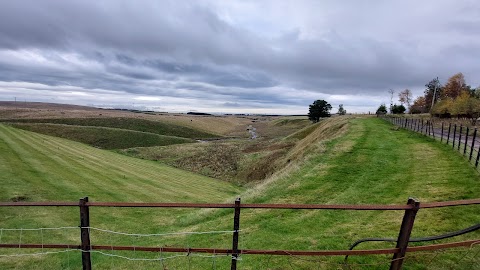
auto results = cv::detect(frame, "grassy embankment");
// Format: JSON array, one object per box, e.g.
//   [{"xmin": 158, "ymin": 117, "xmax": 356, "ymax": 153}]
[
  {"xmin": 1, "ymin": 117, "xmax": 479, "ymax": 269},
  {"xmin": 3, "ymin": 117, "xmax": 220, "ymax": 149},
  {"xmin": 0, "ymin": 124, "xmax": 242, "ymax": 269},
  {"xmin": 119, "ymin": 117, "xmax": 313, "ymax": 184}
]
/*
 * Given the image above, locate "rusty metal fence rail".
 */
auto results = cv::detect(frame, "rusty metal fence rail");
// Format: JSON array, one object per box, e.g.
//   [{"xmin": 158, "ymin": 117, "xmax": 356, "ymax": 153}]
[{"xmin": 1, "ymin": 197, "xmax": 479, "ymax": 270}]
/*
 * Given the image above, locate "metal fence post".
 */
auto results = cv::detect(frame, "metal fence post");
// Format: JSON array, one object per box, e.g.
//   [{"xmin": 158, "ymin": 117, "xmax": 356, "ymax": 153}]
[
  {"xmin": 389, "ymin": 198, "xmax": 420, "ymax": 270},
  {"xmin": 464, "ymin": 127, "xmax": 469, "ymax": 155},
  {"xmin": 447, "ymin": 123, "xmax": 452, "ymax": 145},
  {"xmin": 79, "ymin": 197, "xmax": 92, "ymax": 270},
  {"xmin": 231, "ymin": 198, "xmax": 241, "ymax": 270},
  {"xmin": 476, "ymin": 147, "xmax": 480, "ymax": 168},
  {"xmin": 470, "ymin": 128, "xmax": 477, "ymax": 161},
  {"xmin": 458, "ymin": 126, "xmax": 463, "ymax": 151},
  {"xmin": 431, "ymin": 121, "xmax": 435, "ymax": 138},
  {"xmin": 441, "ymin": 122, "xmax": 444, "ymax": 142},
  {"xmin": 453, "ymin": 124, "xmax": 457, "ymax": 149}
]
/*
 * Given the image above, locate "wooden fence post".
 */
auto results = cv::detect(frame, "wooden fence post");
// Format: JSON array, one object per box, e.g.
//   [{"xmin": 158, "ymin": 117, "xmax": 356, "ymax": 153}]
[
  {"xmin": 464, "ymin": 127, "xmax": 469, "ymax": 155},
  {"xmin": 458, "ymin": 126, "xmax": 463, "ymax": 151},
  {"xmin": 79, "ymin": 197, "xmax": 92, "ymax": 270},
  {"xmin": 453, "ymin": 124, "xmax": 457, "ymax": 149},
  {"xmin": 389, "ymin": 198, "xmax": 420, "ymax": 270},
  {"xmin": 231, "ymin": 198, "xmax": 241, "ymax": 270},
  {"xmin": 470, "ymin": 128, "xmax": 477, "ymax": 161}
]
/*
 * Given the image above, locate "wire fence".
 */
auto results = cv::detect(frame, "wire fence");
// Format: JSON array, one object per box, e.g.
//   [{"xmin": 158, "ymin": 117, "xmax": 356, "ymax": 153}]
[
  {"xmin": 383, "ymin": 116, "xmax": 480, "ymax": 172},
  {"xmin": 0, "ymin": 198, "xmax": 479, "ymax": 269}
]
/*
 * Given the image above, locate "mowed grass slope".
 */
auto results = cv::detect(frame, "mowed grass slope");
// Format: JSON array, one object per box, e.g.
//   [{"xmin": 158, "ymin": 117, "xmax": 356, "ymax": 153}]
[
  {"xmin": 0, "ymin": 124, "xmax": 241, "ymax": 203},
  {"xmin": 0, "ymin": 124, "xmax": 242, "ymax": 269},
  {"xmin": 3, "ymin": 117, "xmax": 219, "ymax": 139},
  {"xmin": 8, "ymin": 123, "xmax": 193, "ymax": 149}
]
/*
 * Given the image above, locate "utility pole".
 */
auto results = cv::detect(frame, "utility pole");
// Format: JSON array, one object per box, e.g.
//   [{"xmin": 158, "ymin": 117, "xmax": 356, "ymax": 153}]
[
  {"xmin": 388, "ymin": 89, "xmax": 395, "ymax": 114},
  {"xmin": 430, "ymin": 77, "xmax": 439, "ymax": 113}
]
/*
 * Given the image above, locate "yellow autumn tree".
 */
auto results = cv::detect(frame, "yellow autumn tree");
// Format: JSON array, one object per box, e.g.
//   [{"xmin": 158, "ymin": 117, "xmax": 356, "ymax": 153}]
[{"xmin": 442, "ymin": 73, "xmax": 469, "ymax": 100}]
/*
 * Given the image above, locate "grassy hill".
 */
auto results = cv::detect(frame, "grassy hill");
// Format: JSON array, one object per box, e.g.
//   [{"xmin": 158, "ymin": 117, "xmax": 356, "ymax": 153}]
[
  {"xmin": 1, "ymin": 117, "xmax": 479, "ymax": 269},
  {"xmin": 3, "ymin": 117, "xmax": 219, "ymax": 139},
  {"xmin": 7, "ymin": 123, "xmax": 193, "ymax": 149},
  {"xmin": 0, "ymin": 123, "xmax": 244, "ymax": 268},
  {"xmin": 0, "ymin": 124, "xmax": 242, "ymax": 203}
]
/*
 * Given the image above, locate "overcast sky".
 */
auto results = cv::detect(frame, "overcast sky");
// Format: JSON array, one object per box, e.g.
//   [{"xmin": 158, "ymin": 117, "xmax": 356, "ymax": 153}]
[{"xmin": 0, "ymin": 0, "xmax": 479, "ymax": 114}]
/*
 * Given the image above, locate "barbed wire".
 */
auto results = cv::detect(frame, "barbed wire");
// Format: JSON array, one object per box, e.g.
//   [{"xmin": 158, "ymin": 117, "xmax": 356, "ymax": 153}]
[
  {"xmin": 0, "ymin": 227, "xmax": 78, "ymax": 231},
  {"xmin": 90, "ymin": 249, "xmax": 236, "ymax": 261},
  {"xmin": 0, "ymin": 249, "xmax": 79, "ymax": 258},
  {"xmin": 86, "ymin": 227, "xmax": 240, "ymax": 237},
  {"xmin": 1, "ymin": 225, "xmax": 479, "ymax": 269}
]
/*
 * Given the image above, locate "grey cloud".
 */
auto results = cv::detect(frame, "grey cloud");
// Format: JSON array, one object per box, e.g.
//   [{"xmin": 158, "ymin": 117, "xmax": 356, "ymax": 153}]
[{"xmin": 0, "ymin": 0, "xmax": 479, "ymax": 113}]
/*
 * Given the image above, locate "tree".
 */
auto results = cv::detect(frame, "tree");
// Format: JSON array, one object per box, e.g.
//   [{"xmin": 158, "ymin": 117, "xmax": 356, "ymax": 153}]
[
  {"xmin": 409, "ymin": 96, "xmax": 427, "ymax": 114},
  {"xmin": 442, "ymin": 73, "xmax": 468, "ymax": 100},
  {"xmin": 391, "ymin": 104, "xmax": 406, "ymax": 114},
  {"xmin": 337, "ymin": 104, "xmax": 346, "ymax": 115},
  {"xmin": 398, "ymin": 89, "xmax": 412, "ymax": 110},
  {"xmin": 308, "ymin": 100, "xmax": 332, "ymax": 122},
  {"xmin": 432, "ymin": 99, "xmax": 454, "ymax": 117},
  {"xmin": 376, "ymin": 104, "xmax": 388, "ymax": 115},
  {"xmin": 474, "ymin": 87, "xmax": 480, "ymax": 99},
  {"xmin": 424, "ymin": 78, "xmax": 442, "ymax": 112}
]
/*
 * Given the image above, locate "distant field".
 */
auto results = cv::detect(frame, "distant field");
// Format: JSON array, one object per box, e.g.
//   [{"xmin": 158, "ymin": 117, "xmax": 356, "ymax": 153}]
[
  {"xmin": 8, "ymin": 123, "xmax": 193, "ymax": 149},
  {"xmin": 0, "ymin": 101, "xmax": 256, "ymax": 136},
  {"xmin": 3, "ymin": 117, "xmax": 218, "ymax": 139}
]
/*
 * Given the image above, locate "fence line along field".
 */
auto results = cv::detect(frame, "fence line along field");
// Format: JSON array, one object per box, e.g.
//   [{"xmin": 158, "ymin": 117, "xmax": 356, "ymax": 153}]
[{"xmin": 1, "ymin": 104, "xmax": 479, "ymax": 269}]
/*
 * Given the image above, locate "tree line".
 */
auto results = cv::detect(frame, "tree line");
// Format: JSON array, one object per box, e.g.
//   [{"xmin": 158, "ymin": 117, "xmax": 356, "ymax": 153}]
[{"xmin": 377, "ymin": 72, "xmax": 480, "ymax": 120}]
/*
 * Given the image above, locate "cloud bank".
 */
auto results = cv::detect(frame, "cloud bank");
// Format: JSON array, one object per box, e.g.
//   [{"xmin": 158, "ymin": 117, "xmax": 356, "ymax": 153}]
[{"xmin": 0, "ymin": 0, "xmax": 479, "ymax": 113}]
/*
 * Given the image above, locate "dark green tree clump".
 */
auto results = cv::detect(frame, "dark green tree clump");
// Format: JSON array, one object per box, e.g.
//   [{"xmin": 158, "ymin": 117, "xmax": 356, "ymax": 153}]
[
  {"xmin": 391, "ymin": 104, "xmax": 406, "ymax": 114},
  {"xmin": 308, "ymin": 100, "xmax": 332, "ymax": 122},
  {"xmin": 337, "ymin": 104, "xmax": 347, "ymax": 115},
  {"xmin": 376, "ymin": 104, "xmax": 388, "ymax": 115}
]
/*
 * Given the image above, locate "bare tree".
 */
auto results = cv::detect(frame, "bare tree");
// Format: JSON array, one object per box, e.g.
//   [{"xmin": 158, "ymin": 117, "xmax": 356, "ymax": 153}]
[{"xmin": 398, "ymin": 89, "xmax": 412, "ymax": 111}]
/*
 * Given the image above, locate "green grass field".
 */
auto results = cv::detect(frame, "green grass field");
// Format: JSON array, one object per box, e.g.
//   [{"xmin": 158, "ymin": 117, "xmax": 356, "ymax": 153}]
[
  {"xmin": 2, "ymin": 117, "xmax": 219, "ymax": 139},
  {"xmin": 1, "ymin": 117, "xmax": 479, "ymax": 269},
  {"xmin": 8, "ymin": 123, "xmax": 193, "ymax": 149}
]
